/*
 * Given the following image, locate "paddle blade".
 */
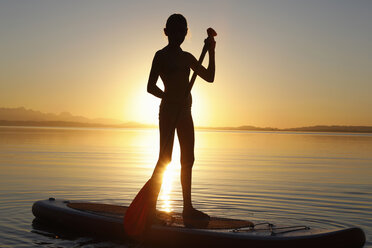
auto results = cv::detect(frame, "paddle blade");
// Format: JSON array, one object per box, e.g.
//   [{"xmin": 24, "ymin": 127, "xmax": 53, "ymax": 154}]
[{"xmin": 123, "ymin": 180, "xmax": 153, "ymax": 238}]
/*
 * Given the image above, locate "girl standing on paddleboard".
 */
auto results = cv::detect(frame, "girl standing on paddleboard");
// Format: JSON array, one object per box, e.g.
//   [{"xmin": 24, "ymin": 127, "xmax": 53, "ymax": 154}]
[
  {"xmin": 147, "ymin": 13, "xmax": 215, "ymax": 224},
  {"xmin": 124, "ymin": 14, "xmax": 215, "ymax": 236}
]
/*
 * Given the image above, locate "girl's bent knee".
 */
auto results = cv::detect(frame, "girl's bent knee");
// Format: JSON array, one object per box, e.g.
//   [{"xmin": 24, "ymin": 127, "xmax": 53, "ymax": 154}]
[
  {"xmin": 181, "ymin": 158, "xmax": 194, "ymax": 169},
  {"xmin": 159, "ymin": 155, "xmax": 172, "ymax": 166}
]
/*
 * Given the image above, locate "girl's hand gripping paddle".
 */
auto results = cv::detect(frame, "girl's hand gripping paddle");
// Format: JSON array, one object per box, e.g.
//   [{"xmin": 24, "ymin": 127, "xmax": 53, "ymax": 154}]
[{"xmin": 188, "ymin": 28, "xmax": 217, "ymax": 93}]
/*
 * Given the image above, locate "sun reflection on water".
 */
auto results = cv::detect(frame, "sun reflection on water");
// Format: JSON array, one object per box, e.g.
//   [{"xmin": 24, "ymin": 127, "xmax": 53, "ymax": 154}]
[{"xmin": 158, "ymin": 144, "xmax": 181, "ymax": 212}]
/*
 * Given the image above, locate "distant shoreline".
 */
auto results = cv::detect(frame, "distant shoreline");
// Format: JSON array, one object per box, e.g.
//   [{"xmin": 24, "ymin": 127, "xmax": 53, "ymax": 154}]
[{"xmin": 1, "ymin": 120, "xmax": 372, "ymax": 134}]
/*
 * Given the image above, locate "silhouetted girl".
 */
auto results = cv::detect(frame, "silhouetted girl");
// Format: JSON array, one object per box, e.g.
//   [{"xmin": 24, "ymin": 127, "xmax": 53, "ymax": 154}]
[
  {"xmin": 147, "ymin": 13, "xmax": 216, "ymax": 224},
  {"xmin": 124, "ymin": 14, "xmax": 215, "ymax": 235}
]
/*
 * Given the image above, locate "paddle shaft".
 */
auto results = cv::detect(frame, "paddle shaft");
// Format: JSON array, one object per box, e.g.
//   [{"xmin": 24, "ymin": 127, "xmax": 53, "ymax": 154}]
[{"xmin": 187, "ymin": 45, "xmax": 208, "ymax": 94}]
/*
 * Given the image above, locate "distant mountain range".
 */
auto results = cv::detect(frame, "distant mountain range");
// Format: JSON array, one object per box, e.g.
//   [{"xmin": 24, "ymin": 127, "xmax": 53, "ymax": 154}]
[
  {"xmin": 204, "ymin": 125, "xmax": 372, "ymax": 133},
  {"xmin": 0, "ymin": 107, "xmax": 154, "ymax": 128},
  {"xmin": 1, "ymin": 107, "xmax": 371, "ymax": 133},
  {"xmin": 0, "ymin": 107, "xmax": 122, "ymax": 124}
]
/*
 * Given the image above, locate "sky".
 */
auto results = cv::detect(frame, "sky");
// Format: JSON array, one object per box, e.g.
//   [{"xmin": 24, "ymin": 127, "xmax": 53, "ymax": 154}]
[{"xmin": 0, "ymin": 0, "xmax": 371, "ymax": 128}]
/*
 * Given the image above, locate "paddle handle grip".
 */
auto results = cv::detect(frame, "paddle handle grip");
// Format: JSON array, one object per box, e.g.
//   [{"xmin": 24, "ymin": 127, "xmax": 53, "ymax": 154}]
[{"xmin": 187, "ymin": 27, "xmax": 217, "ymax": 94}]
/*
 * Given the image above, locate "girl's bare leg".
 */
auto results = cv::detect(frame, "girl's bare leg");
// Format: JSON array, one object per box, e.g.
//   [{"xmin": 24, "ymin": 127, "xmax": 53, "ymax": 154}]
[
  {"xmin": 150, "ymin": 109, "xmax": 176, "ymax": 209},
  {"xmin": 176, "ymin": 111, "xmax": 195, "ymax": 211},
  {"xmin": 177, "ymin": 111, "xmax": 210, "ymax": 224}
]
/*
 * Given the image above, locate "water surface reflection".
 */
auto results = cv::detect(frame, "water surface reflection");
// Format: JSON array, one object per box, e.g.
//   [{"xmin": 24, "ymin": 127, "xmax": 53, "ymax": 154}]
[{"xmin": 0, "ymin": 127, "xmax": 371, "ymax": 247}]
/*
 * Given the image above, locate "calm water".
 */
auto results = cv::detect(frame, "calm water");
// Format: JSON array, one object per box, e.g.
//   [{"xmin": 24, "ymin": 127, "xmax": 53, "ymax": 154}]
[{"xmin": 0, "ymin": 126, "xmax": 371, "ymax": 247}]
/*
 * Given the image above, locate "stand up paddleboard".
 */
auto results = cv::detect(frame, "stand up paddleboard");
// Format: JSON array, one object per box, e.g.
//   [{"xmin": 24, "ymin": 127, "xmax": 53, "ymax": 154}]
[{"xmin": 32, "ymin": 198, "xmax": 365, "ymax": 248}]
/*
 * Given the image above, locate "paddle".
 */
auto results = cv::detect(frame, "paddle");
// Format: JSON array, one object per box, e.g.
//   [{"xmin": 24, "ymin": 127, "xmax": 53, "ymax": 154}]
[{"xmin": 124, "ymin": 28, "xmax": 217, "ymax": 239}]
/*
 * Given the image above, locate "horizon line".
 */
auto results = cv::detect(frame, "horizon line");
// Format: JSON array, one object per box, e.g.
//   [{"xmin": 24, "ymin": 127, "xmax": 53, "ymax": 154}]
[
  {"xmin": 1, "ymin": 120, "xmax": 372, "ymax": 133},
  {"xmin": 1, "ymin": 107, "xmax": 372, "ymax": 132}
]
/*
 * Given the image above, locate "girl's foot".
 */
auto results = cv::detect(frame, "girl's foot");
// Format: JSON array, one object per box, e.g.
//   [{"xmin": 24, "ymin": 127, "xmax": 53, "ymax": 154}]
[{"xmin": 182, "ymin": 207, "xmax": 210, "ymax": 228}]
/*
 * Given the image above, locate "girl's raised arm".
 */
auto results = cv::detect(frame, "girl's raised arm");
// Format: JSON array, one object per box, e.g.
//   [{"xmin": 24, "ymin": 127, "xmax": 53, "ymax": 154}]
[{"xmin": 187, "ymin": 43, "xmax": 215, "ymax": 83}]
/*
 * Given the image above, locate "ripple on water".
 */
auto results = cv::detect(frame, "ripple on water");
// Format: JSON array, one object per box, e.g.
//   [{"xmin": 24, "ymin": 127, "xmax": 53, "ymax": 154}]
[{"xmin": 0, "ymin": 128, "xmax": 371, "ymax": 247}]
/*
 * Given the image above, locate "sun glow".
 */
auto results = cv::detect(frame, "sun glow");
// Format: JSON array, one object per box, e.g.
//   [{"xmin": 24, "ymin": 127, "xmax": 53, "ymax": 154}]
[
  {"xmin": 128, "ymin": 77, "xmax": 208, "ymax": 126},
  {"xmin": 129, "ymin": 87, "xmax": 160, "ymax": 125}
]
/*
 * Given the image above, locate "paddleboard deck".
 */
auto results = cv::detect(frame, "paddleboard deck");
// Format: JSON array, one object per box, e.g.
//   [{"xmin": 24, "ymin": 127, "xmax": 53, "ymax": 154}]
[{"xmin": 32, "ymin": 198, "xmax": 366, "ymax": 248}]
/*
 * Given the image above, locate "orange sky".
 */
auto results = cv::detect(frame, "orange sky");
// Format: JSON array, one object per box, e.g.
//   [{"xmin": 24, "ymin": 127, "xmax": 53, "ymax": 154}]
[{"xmin": 1, "ymin": 1, "xmax": 371, "ymax": 128}]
